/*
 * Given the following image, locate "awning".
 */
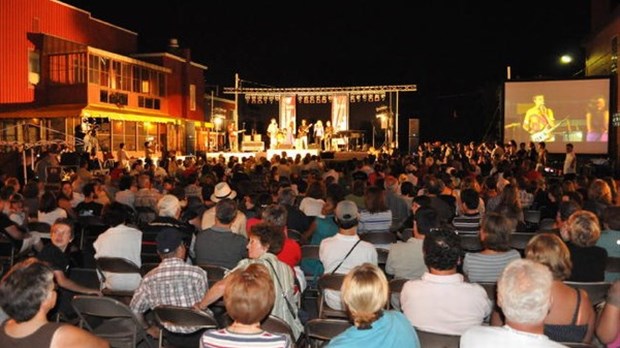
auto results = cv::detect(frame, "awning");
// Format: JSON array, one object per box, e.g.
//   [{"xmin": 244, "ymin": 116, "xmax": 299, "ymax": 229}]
[
  {"xmin": 0, "ymin": 104, "xmax": 198, "ymax": 125},
  {"xmin": 82, "ymin": 106, "xmax": 179, "ymax": 124},
  {"xmin": 0, "ymin": 104, "xmax": 85, "ymax": 118}
]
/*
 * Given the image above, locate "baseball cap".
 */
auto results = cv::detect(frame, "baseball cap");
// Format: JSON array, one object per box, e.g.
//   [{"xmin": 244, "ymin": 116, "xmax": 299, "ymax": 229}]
[
  {"xmin": 156, "ymin": 229, "xmax": 185, "ymax": 253},
  {"xmin": 335, "ymin": 200, "xmax": 359, "ymax": 223}
]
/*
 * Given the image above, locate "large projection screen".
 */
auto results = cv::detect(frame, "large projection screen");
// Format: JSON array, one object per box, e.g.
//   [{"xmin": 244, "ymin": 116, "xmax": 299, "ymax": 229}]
[{"xmin": 503, "ymin": 77, "xmax": 611, "ymax": 154}]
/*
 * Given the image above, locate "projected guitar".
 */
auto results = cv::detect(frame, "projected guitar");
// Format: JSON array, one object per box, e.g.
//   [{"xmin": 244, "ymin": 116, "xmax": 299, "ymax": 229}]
[{"xmin": 530, "ymin": 118, "xmax": 569, "ymax": 142}]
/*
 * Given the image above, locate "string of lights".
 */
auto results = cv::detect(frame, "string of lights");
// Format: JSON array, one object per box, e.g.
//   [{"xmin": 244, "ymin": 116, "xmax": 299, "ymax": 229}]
[{"xmin": 224, "ymin": 84, "xmax": 417, "ymax": 104}]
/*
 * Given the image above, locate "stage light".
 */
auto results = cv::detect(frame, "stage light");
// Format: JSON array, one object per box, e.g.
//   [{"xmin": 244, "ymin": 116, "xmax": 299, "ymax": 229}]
[{"xmin": 350, "ymin": 95, "xmax": 355, "ymax": 102}]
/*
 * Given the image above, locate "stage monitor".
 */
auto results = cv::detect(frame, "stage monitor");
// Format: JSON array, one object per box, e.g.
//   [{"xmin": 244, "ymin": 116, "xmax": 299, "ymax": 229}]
[{"xmin": 503, "ymin": 77, "xmax": 611, "ymax": 154}]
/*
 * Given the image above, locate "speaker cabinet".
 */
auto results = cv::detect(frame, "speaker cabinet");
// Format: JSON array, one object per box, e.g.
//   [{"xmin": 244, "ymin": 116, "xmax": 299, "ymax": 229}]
[{"xmin": 408, "ymin": 119, "xmax": 420, "ymax": 154}]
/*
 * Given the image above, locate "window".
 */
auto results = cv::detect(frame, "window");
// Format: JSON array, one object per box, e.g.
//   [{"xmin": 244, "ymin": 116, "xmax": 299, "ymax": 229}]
[
  {"xmin": 28, "ymin": 49, "xmax": 40, "ymax": 85},
  {"xmin": 189, "ymin": 84, "xmax": 196, "ymax": 111},
  {"xmin": 612, "ymin": 36, "xmax": 617, "ymax": 74}
]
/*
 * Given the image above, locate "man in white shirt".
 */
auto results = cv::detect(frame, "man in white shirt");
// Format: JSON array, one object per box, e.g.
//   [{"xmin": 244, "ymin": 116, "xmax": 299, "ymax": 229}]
[
  {"xmin": 400, "ymin": 228, "xmax": 491, "ymax": 335},
  {"xmin": 319, "ymin": 200, "xmax": 377, "ymax": 311},
  {"xmin": 563, "ymin": 143, "xmax": 577, "ymax": 179},
  {"xmin": 93, "ymin": 202, "xmax": 142, "ymax": 291},
  {"xmin": 461, "ymin": 259, "xmax": 565, "ymax": 348}
]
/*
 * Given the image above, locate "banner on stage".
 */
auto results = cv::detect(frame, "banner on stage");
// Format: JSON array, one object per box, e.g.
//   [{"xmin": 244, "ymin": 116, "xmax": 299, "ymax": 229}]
[
  {"xmin": 332, "ymin": 94, "xmax": 349, "ymax": 132},
  {"xmin": 280, "ymin": 95, "xmax": 296, "ymax": 136}
]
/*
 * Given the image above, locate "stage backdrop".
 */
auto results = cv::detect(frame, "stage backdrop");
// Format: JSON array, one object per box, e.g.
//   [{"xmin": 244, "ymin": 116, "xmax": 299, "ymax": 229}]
[
  {"xmin": 279, "ymin": 95, "xmax": 296, "ymax": 135},
  {"xmin": 332, "ymin": 94, "xmax": 349, "ymax": 132}
]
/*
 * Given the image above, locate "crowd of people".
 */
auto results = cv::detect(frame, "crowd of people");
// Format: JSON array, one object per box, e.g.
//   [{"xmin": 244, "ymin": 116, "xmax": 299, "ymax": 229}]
[{"xmin": 0, "ymin": 137, "xmax": 618, "ymax": 347}]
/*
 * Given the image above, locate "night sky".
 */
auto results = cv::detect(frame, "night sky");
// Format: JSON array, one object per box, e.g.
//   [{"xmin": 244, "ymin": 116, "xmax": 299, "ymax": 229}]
[{"xmin": 60, "ymin": 0, "xmax": 591, "ymax": 144}]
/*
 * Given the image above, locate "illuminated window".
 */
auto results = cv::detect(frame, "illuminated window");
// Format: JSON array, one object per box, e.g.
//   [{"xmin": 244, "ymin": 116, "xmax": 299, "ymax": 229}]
[
  {"xmin": 28, "ymin": 49, "xmax": 40, "ymax": 85},
  {"xmin": 190, "ymin": 84, "xmax": 196, "ymax": 111}
]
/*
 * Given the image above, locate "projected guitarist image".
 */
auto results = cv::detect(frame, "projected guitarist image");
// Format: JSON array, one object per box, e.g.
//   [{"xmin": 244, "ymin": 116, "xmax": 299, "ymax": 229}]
[{"xmin": 522, "ymin": 94, "xmax": 559, "ymax": 142}]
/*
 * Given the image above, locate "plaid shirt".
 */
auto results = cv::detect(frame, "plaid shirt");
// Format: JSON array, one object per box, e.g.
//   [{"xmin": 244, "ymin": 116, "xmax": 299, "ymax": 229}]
[{"xmin": 130, "ymin": 257, "xmax": 208, "ymax": 333}]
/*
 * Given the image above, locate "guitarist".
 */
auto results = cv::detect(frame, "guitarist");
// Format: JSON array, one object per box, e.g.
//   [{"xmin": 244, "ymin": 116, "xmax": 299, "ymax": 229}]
[
  {"xmin": 297, "ymin": 119, "xmax": 312, "ymax": 149},
  {"xmin": 522, "ymin": 94, "xmax": 556, "ymax": 142},
  {"xmin": 228, "ymin": 121, "xmax": 240, "ymax": 152}
]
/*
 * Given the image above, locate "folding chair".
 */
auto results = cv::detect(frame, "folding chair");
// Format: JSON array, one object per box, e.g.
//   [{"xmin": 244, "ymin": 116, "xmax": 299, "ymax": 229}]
[
  {"xmin": 261, "ymin": 315, "xmax": 296, "ymax": 347},
  {"xmin": 72, "ymin": 295, "xmax": 155, "ymax": 348},
  {"xmin": 152, "ymin": 305, "xmax": 219, "ymax": 348},
  {"xmin": 287, "ymin": 229, "xmax": 303, "ymax": 245},
  {"xmin": 509, "ymin": 232, "xmax": 535, "ymax": 255},
  {"xmin": 360, "ymin": 231, "xmax": 397, "ymax": 246},
  {"xmin": 95, "ymin": 257, "xmax": 142, "ymax": 302},
  {"xmin": 459, "ymin": 234, "xmax": 482, "ymax": 252},
  {"xmin": 563, "ymin": 281, "xmax": 612, "ymax": 308},
  {"xmin": 415, "ymin": 328, "xmax": 461, "ymax": 348},
  {"xmin": 388, "ymin": 278, "xmax": 409, "ymax": 310},
  {"xmin": 317, "ymin": 273, "xmax": 348, "ymax": 319},
  {"xmin": 198, "ymin": 263, "xmax": 230, "ymax": 309},
  {"xmin": 376, "ymin": 248, "xmax": 390, "ymax": 276},
  {"xmin": 197, "ymin": 263, "xmax": 229, "ymax": 286},
  {"xmin": 304, "ymin": 318, "xmax": 352, "ymax": 348}
]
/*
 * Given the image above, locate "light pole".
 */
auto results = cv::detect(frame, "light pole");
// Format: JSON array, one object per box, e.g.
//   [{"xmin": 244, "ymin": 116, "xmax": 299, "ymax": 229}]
[{"xmin": 234, "ymin": 73, "xmax": 240, "ymax": 127}]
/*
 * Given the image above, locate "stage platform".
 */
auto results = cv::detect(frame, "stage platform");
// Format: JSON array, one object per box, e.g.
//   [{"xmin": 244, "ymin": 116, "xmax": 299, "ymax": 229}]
[{"xmin": 204, "ymin": 150, "xmax": 369, "ymax": 162}]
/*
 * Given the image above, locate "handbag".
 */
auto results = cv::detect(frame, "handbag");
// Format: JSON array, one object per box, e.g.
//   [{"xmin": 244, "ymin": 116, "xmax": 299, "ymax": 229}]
[{"xmin": 265, "ymin": 260, "xmax": 297, "ymax": 319}]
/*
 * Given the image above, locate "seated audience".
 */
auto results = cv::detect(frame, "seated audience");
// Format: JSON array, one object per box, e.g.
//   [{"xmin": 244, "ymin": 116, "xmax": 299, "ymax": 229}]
[
  {"xmin": 37, "ymin": 190, "xmax": 67, "ymax": 226},
  {"xmin": 461, "ymin": 259, "xmax": 566, "ymax": 347},
  {"xmin": 463, "ymin": 212, "xmax": 521, "ymax": 283},
  {"xmin": 327, "ymin": 263, "xmax": 420, "ymax": 348},
  {"xmin": 596, "ymin": 280, "xmax": 620, "ymax": 346},
  {"xmin": 400, "ymin": 227, "xmax": 491, "ymax": 335},
  {"xmin": 358, "ymin": 186, "xmax": 392, "ymax": 233},
  {"xmin": 562, "ymin": 210, "xmax": 608, "ymax": 282},
  {"xmin": 131, "ymin": 228, "xmax": 208, "ymax": 346},
  {"xmin": 303, "ymin": 195, "xmax": 339, "ymax": 245},
  {"xmin": 195, "ymin": 223, "xmax": 304, "ymax": 340},
  {"xmin": 599, "ymin": 206, "xmax": 620, "ymax": 281},
  {"xmin": 524, "ymin": 233, "xmax": 595, "ymax": 343},
  {"xmin": 200, "ymin": 264, "xmax": 291, "ymax": 347},
  {"xmin": 320, "ymin": 200, "xmax": 378, "ymax": 311},
  {"xmin": 453, "ymin": 188, "xmax": 483, "ymax": 235},
  {"xmin": 36, "ymin": 218, "xmax": 101, "ymax": 319},
  {"xmin": 386, "ymin": 206, "xmax": 439, "ymax": 280},
  {"xmin": 202, "ymin": 182, "xmax": 247, "ymax": 237},
  {"xmin": 93, "ymin": 202, "xmax": 143, "ymax": 292},
  {"xmin": 194, "ymin": 198, "xmax": 248, "ymax": 269},
  {"xmin": 0, "ymin": 258, "xmax": 108, "ymax": 347}
]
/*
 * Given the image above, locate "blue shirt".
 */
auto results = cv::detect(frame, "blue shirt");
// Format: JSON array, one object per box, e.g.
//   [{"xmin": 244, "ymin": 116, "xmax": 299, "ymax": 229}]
[
  {"xmin": 327, "ymin": 311, "xmax": 420, "ymax": 348},
  {"xmin": 311, "ymin": 214, "xmax": 339, "ymax": 245}
]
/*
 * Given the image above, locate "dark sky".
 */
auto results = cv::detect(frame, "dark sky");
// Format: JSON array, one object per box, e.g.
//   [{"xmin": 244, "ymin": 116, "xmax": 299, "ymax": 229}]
[{"xmin": 61, "ymin": 0, "xmax": 592, "ymax": 143}]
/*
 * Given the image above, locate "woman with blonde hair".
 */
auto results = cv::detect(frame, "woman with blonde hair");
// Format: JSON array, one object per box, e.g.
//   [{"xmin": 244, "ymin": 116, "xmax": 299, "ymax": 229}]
[
  {"xmin": 562, "ymin": 210, "xmax": 607, "ymax": 282},
  {"xmin": 327, "ymin": 263, "xmax": 420, "ymax": 347},
  {"xmin": 584, "ymin": 178, "xmax": 613, "ymax": 224},
  {"xmin": 524, "ymin": 233, "xmax": 595, "ymax": 344}
]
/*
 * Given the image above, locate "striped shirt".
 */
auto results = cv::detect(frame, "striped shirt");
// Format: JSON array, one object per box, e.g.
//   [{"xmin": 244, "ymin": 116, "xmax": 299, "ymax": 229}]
[
  {"xmin": 358, "ymin": 210, "xmax": 392, "ymax": 233},
  {"xmin": 201, "ymin": 328, "xmax": 291, "ymax": 348},
  {"xmin": 463, "ymin": 249, "xmax": 522, "ymax": 283},
  {"xmin": 130, "ymin": 257, "xmax": 208, "ymax": 333},
  {"xmin": 452, "ymin": 212, "xmax": 482, "ymax": 235}
]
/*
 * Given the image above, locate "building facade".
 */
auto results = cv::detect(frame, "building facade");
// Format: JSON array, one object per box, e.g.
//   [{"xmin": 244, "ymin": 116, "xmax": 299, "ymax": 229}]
[{"xmin": 0, "ymin": 0, "xmax": 208, "ymax": 159}]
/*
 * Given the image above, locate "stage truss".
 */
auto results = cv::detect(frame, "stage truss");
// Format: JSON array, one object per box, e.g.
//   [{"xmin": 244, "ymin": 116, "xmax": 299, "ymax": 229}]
[{"xmin": 224, "ymin": 83, "xmax": 417, "ymax": 149}]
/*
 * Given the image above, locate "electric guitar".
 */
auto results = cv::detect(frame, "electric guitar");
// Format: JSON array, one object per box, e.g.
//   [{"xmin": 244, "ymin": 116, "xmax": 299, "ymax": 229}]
[
  {"xmin": 298, "ymin": 123, "xmax": 313, "ymax": 137},
  {"xmin": 530, "ymin": 117, "xmax": 569, "ymax": 142}
]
